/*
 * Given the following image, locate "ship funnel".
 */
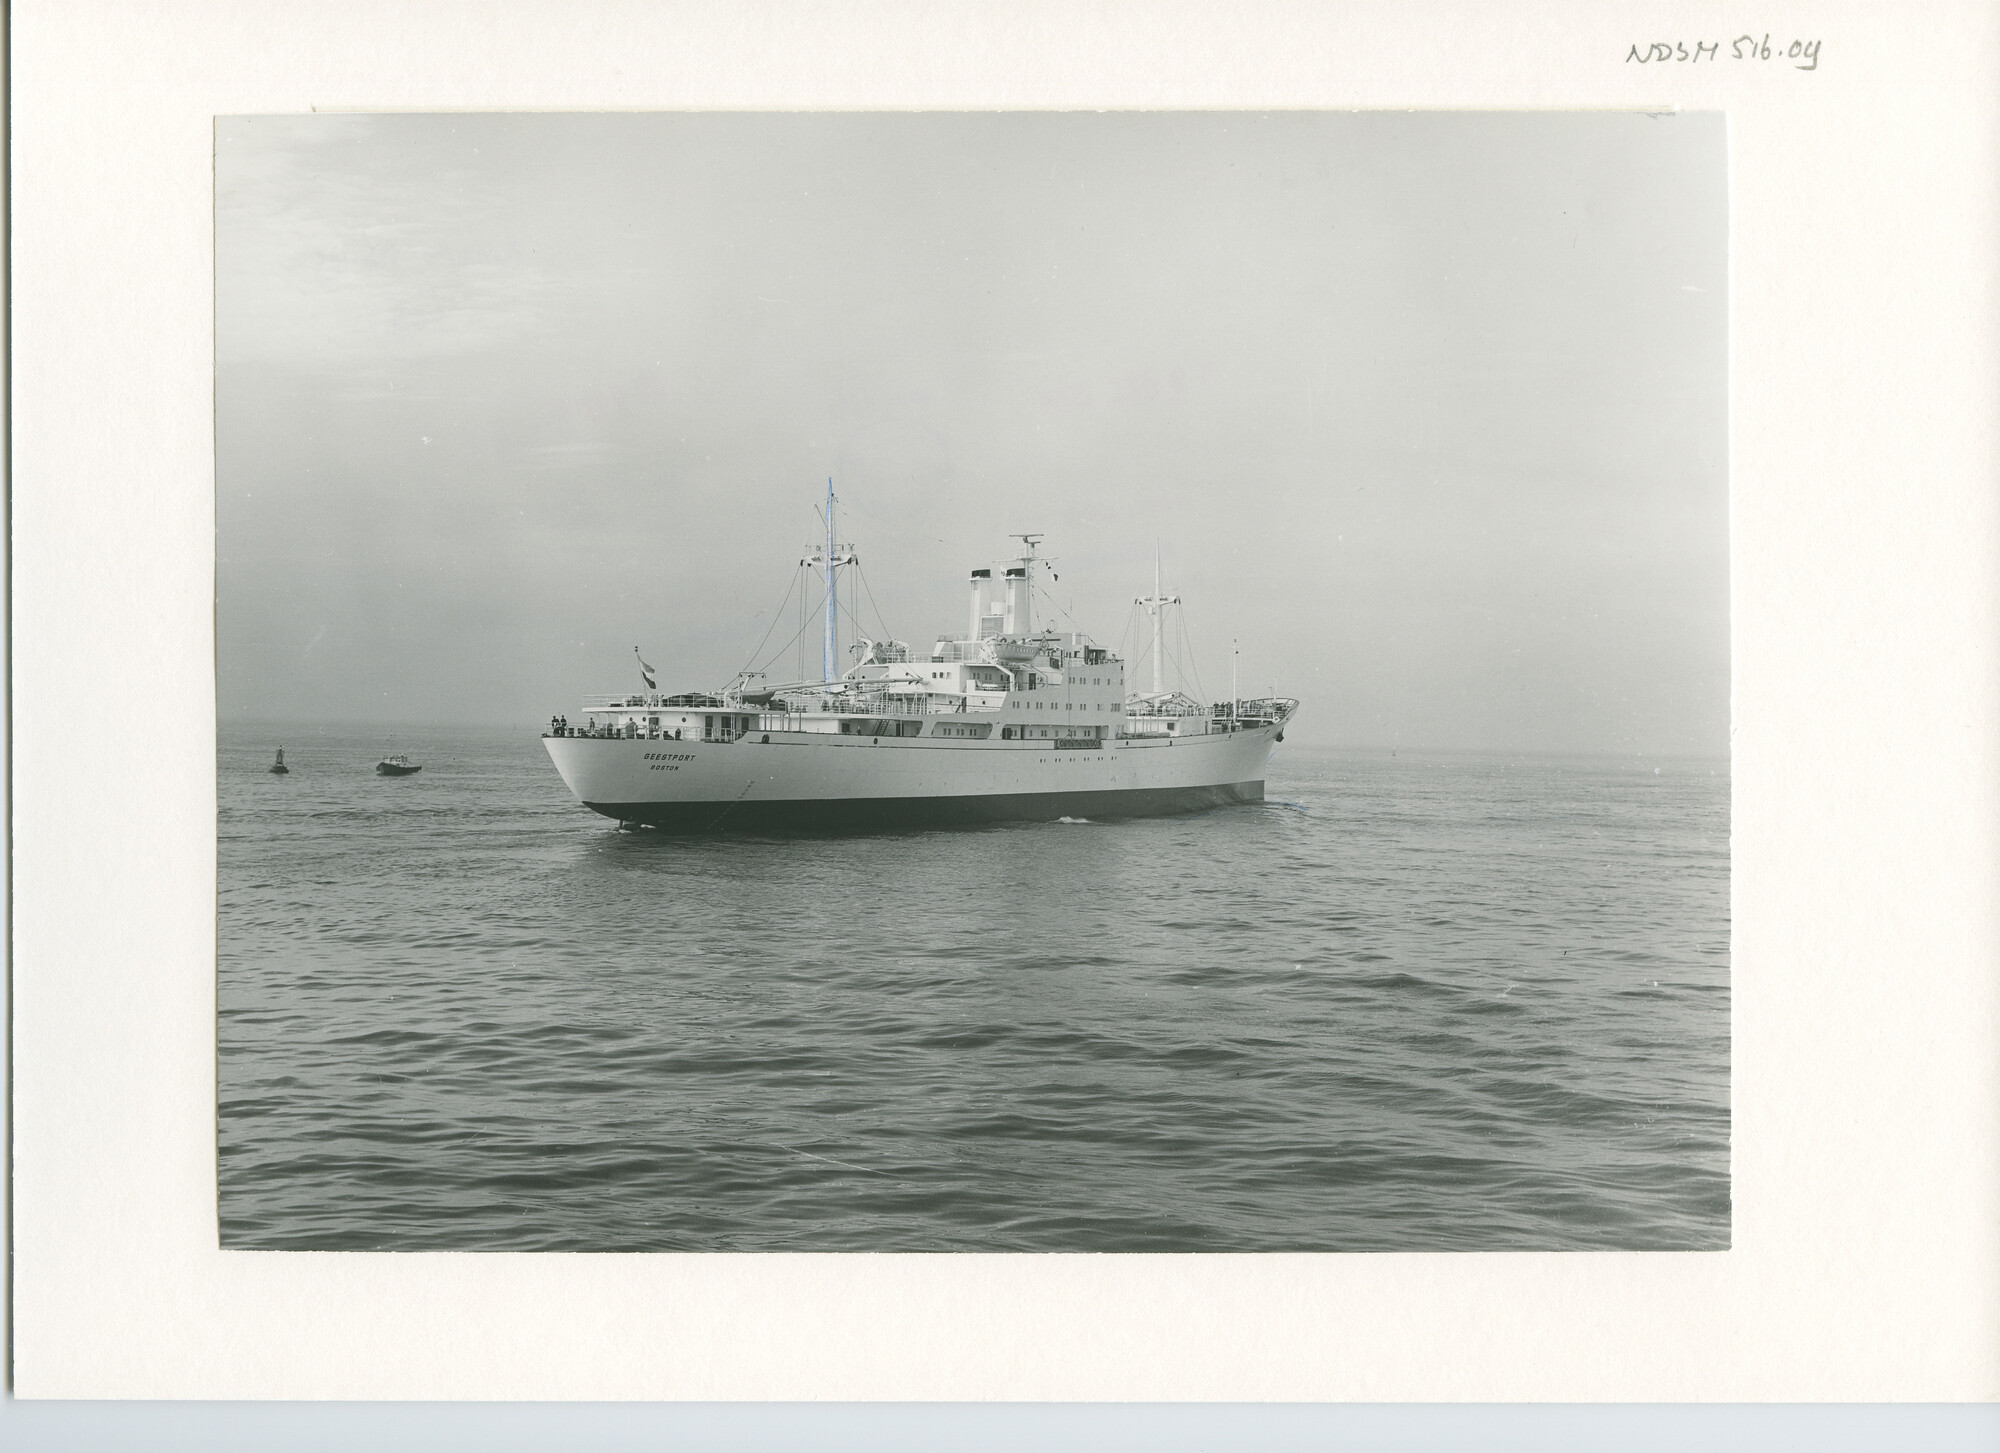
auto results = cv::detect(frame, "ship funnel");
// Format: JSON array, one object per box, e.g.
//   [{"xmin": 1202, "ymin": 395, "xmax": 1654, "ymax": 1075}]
[
  {"xmin": 969, "ymin": 568, "xmax": 991, "ymax": 640},
  {"xmin": 1004, "ymin": 566, "xmax": 1030, "ymax": 636}
]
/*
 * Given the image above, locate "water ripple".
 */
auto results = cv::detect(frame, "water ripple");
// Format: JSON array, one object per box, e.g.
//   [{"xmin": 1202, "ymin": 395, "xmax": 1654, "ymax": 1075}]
[{"xmin": 218, "ymin": 729, "xmax": 1730, "ymax": 1251}]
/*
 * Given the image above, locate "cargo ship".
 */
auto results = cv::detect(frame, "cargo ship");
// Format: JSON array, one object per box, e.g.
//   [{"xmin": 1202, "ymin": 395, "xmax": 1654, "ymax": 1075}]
[{"xmin": 542, "ymin": 486, "xmax": 1296, "ymax": 831}]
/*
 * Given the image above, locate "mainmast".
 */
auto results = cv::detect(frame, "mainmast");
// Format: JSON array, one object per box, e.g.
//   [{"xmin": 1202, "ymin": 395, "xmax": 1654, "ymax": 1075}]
[
  {"xmin": 1136, "ymin": 545, "xmax": 1179, "ymax": 695},
  {"xmin": 1008, "ymin": 533, "xmax": 1043, "ymax": 638}
]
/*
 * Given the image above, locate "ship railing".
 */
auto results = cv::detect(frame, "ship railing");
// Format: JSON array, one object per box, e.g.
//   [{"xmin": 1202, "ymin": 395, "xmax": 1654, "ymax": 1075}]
[
  {"xmin": 579, "ymin": 691, "xmax": 724, "ymax": 711},
  {"xmin": 827, "ymin": 692, "xmax": 932, "ymax": 717},
  {"xmin": 1219, "ymin": 696, "xmax": 1300, "ymax": 725},
  {"xmin": 546, "ymin": 723, "xmax": 655, "ymax": 739},
  {"xmin": 801, "ymin": 686, "xmax": 994, "ymax": 717},
  {"xmin": 555, "ymin": 686, "xmax": 1030, "ymax": 735},
  {"xmin": 1125, "ymin": 695, "xmax": 1207, "ymax": 718}
]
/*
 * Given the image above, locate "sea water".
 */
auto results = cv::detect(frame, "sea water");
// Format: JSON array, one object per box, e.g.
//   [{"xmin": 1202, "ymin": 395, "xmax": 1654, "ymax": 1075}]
[{"xmin": 218, "ymin": 726, "xmax": 1729, "ymax": 1251}]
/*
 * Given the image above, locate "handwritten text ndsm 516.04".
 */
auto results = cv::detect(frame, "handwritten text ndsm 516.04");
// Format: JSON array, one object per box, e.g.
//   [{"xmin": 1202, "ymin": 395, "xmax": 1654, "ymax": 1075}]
[{"xmin": 1627, "ymin": 35, "xmax": 1821, "ymax": 70}]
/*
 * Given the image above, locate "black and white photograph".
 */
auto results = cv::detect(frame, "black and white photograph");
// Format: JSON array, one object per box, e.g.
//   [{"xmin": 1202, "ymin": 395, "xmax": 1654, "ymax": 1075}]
[{"xmin": 215, "ymin": 110, "xmax": 1729, "ymax": 1253}]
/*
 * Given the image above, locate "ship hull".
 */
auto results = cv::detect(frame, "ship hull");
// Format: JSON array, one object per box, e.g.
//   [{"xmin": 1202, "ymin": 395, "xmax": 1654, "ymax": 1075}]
[
  {"xmin": 587, "ymin": 779, "xmax": 1261, "ymax": 832},
  {"xmin": 543, "ymin": 724, "xmax": 1283, "ymax": 833}
]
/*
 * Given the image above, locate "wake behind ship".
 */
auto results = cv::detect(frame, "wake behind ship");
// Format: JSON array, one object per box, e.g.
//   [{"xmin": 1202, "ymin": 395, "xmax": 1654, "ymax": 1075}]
[{"xmin": 543, "ymin": 489, "xmax": 1297, "ymax": 831}]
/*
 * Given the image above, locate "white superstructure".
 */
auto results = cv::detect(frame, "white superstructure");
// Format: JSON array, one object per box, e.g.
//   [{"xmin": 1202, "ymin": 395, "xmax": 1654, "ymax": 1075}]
[{"xmin": 543, "ymin": 486, "xmax": 1297, "ymax": 830}]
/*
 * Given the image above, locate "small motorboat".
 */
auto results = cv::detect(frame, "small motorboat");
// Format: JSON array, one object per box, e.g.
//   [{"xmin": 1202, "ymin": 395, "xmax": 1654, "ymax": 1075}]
[
  {"xmin": 376, "ymin": 754, "xmax": 422, "ymax": 777},
  {"xmin": 269, "ymin": 746, "xmax": 289, "ymax": 775}
]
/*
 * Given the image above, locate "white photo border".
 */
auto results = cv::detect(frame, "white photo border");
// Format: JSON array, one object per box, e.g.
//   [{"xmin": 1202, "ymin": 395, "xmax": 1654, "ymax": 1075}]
[{"xmin": 10, "ymin": 0, "xmax": 1999, "ymax": 1402}]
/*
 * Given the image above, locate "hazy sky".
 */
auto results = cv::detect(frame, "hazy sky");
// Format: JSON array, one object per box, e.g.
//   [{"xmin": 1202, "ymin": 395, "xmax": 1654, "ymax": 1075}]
[{"xmin": 217, "ymin": 112, "xmax": 1726, "ymax": 754}]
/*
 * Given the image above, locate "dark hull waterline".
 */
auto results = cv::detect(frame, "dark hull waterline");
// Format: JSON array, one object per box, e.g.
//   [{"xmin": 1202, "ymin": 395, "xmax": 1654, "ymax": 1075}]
[{"xmin": 585, "ymin": 779, "xmax": 1263, "ymax": 833}]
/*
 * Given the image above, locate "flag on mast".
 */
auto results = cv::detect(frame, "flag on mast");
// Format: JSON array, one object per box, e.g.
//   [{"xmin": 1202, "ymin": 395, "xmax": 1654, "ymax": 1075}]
[{"xmin": 634, "ymin": 647, "xmax": 656, "ymax": 690}]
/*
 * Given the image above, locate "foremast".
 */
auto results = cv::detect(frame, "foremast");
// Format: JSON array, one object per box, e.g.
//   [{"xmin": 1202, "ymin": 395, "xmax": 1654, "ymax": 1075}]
[
  {"xmin": 1135, "ymin": 545, "xmax": 1179, "ymax": 697},
  {"xmin": 800, "ymin": 479, "xmax": 856, "ymax": 684}
]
